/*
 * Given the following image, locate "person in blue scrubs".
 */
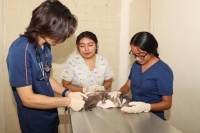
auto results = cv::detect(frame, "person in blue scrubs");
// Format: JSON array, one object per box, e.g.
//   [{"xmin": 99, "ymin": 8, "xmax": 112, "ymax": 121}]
[
  {"xmin": 6, "ymin": 0, "xmax": 87, "ymax": 133},
  {"xmin": 109, "ymin": 32, "xmax": 173, "ymax": 120}
]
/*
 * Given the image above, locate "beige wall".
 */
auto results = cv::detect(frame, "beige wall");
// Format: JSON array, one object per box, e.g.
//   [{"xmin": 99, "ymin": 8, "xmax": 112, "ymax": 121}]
[
  {"xmin": 119, "ymin": 0, "xmax": 150, "ymax": 88},
  {"xmin": 151, "ymin": 0, "xmax": 200, "ymax": 133},
  {"xmin": 0, "ymin": 0, "xmax": 5, "ymax": 132},
  {"xmin": 1, "ymin": 0, "xmax": 150, "ymax": 132}
]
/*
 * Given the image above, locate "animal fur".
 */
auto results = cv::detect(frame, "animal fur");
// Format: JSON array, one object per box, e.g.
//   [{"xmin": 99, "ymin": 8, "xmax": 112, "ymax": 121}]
[{"xmin": 83, "ymin": 91, "xmax": 123, "ymax": 111}]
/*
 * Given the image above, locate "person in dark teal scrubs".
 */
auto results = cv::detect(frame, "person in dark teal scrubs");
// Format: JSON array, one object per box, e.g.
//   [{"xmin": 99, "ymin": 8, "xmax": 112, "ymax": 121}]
[
  {"xmin": 109, "ymin": 32, "xmax": 173, "ymax": 120},
  {"xmin": 6, "ymin": 0, "xmax": 87, "ymax": 133}
]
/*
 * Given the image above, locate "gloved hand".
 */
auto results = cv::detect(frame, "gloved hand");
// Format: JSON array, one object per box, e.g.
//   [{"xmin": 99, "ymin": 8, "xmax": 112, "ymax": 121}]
[
  {"xmin": 121, "ymin": 102, "xmax": 150, "ymax": 113},
  {"xmin": 108, "ymin": 91, "xmax": 121, "ymax": 99},
  {"xmin": 95, "ymin": 86, "xmax": 105, "ymax": 91},
  {"xmin": 68, "ymin": 97, "xmax": 85, "ymax": 111},
  {"xmin": 83, "ymin": 85, "xmax": 99, "ymax": 93},
  {"xmin": 68, "ymin": 92, "xmax": 88, "ymax": 99}
]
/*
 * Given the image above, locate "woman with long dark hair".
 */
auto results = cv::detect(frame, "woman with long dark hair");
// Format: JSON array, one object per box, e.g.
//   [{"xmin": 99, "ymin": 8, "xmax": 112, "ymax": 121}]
[{"xmin": 109, "ymin": 31, "xmax": 173, "ymax": 120}]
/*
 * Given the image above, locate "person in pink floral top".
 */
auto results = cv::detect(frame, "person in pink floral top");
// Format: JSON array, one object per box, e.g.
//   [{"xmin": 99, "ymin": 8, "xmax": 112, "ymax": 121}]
[{"xmin": 61, "ymin": 31, "xmax": 113, "ymax": 93}]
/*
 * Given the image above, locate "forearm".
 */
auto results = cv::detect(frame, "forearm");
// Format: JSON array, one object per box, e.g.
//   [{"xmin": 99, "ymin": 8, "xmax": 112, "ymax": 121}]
[
  {"xmin": 22, "ymin": 94, "xmax": 71, "ymax": 109},
  {"xmin": 103, "ymin": 78, "xmax": 112, "ymax": 90},
  {"xmin": 119, "ymin": 85, "xmax": 130, "ymax": 94},
  {"xmin": 16, "ymin": 85, "xmax": 71, "ymax": 109},
  {"xmin": 150, "ymin": 101, "xmax": 171, "ymax": 111},
  {"xmin": 119, "ymin": 79, "xmax": 131, "ymax": 94},
  {"xmin": 150, "ymin": 96, "xmax": 172, "ymax": 111},
  {"xmin": 49, "ymin": 76, "xmax": 65, "ymax": 95}
]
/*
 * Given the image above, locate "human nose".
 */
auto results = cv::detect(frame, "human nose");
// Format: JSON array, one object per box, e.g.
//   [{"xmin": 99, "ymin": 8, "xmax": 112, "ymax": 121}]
[
  {"xmin": 84, "ymin": 45, "xmax": 89, "ymax": 51},
  {"xmin": 135, "ymin": 56, "xmax": 141, "ymax": 61}
]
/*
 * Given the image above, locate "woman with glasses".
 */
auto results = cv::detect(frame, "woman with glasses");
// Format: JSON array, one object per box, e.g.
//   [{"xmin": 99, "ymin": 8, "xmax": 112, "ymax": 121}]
[
  {"xmin": 6, "ymin": 0, "xmax": 87, "ymax": 133},
  {"xmin": 60, "ymin": 31, "xmax": 113, "ymax": 93},
  {"xmin": 109, "ymin": 31, "xmax": 173, "ymax": 120}
]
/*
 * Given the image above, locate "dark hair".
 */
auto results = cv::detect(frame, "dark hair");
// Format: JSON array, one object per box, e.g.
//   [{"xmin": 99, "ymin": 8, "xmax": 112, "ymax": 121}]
[
  {"xmin": 76, "ymin": 31, "xmax": 98, "ymax": 53},
  {"xmin": 130, "ymin": 31, "xmax": 159, "ymax": 58},
  {"xmin": 21, "ymin": 0, "xmax": 77, "ymax": 48}
]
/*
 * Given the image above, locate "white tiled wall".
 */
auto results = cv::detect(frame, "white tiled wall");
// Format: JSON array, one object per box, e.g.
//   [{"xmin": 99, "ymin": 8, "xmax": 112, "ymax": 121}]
[{"xmin": 1, "ymin": 0, "xmax": 150, "ymax": 132}]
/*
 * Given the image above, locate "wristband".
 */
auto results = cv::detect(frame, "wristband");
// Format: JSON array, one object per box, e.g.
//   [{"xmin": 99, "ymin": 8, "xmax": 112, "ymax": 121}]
[{"xmin": 62, "ymin": 88, "xmax": 69, "ymax": 97}]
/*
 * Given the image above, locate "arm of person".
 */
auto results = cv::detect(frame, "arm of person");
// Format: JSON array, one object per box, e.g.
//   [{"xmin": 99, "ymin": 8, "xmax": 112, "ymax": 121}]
[
  {"xmin": 119, "ymin": 79, "xmax": 131, "ymax": 94},
  {"xmin": 108, "ymin": 79, "xmax": 131, "ymax": 99},
  {"xmin": 50, "ymin": 76, "xmax": 87, "ymax": 99},
  {"xmin": 120, "ymin": 80, "xmax": 172, "ymax": 112},
  {"xmin": 150, "ymin": 95, "xmax": 172, "ymax": 111},
  {"xmin": 121, "ymin": 95, "xmax": 172, "ymax": 113},
  {"xmin": 16, "ymin": 85, "xmax": 71, "ymax": 109},
  {"xmin": 103, "ymin": 78, "xmax": 112, "ymax": 90},
  {"xmin": 49, "ymin": 76, "xmax": 70, "ymax": 95},
  {"xmin": 62, "ymin": 79, "xmax": 83, "ymax": 92},
  {"xmin": 149, "ymin": 68, "xmax": 173, "ymax": 111}
]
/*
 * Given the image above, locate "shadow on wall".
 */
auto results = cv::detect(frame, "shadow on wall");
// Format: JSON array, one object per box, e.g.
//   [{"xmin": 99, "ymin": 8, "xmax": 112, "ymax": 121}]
[
  {"xmin": 165, "ymin": 110, "xmax": 171, "ymax": 121},
  {"xmin": 51, "ymin": 35, "xmax": 77, "ymax": 64}
]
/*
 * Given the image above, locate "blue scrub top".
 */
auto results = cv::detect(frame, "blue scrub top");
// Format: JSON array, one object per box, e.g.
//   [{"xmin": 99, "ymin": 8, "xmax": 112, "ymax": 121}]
[
  {"xmin": 128, "ymin": 60, "xmax": 173, "ymax": 120},
  {"xmin": 6, "ymin": 37, "xmax": 59, "ymax": 133}
]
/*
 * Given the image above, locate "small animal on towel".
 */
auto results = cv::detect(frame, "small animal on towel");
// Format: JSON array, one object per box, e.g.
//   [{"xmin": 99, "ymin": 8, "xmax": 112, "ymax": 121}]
[{"xmin": 83, "ymin": 91, "xmax": 123, "ymax": 111}]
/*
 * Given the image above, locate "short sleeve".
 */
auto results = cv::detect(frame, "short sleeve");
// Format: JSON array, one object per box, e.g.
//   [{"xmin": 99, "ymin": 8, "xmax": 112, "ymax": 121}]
[
  {"xmin": 157, "ymin": 69, "xmax": 173, "ymax": 95},
  {"xmin": 7, "ymin": 44, "xmax": 32, "ymax": 87},
  {"xmin": 60, "ymin": 59, "xmax": 74, "ymax": 82},
  {"xmin": 104, "ymin": 60, "xmax": 113, "ymax": 80}
]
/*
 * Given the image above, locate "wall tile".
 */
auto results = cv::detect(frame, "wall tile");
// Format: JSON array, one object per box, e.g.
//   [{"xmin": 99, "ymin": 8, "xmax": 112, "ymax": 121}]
[{"xmin": 5, "ymin": 0, "xmax": 22, "ymax": 9}]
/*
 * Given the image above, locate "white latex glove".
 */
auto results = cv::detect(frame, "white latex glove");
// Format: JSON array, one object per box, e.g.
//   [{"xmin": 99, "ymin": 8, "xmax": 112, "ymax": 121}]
[
  {"xmin": 121, "ymin": 102, "xmax": 150, "ymax": 113},
  {"xmin": 95, "ymin": 86, "xmax": 105, "ymax": 91},
  {"xmin": 68, "ymin": 97, "xmax": 85, "ymax": 111},
  {"xmin": 82, "ymin": 85, "xmax": 99, "ymax": 93},
  {"xmin": 108, "ymin": 91, "xmax": 121, "ymax": 99},
  {"xmin": 68, "ymin": 92, "xmax": 88, "ymax": 99}
]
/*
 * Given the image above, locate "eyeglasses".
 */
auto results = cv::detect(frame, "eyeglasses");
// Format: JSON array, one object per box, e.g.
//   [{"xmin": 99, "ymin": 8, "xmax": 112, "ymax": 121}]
[{"xmin": 129, "ymin": 50, "xmax": 148, "ymax": 60}]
